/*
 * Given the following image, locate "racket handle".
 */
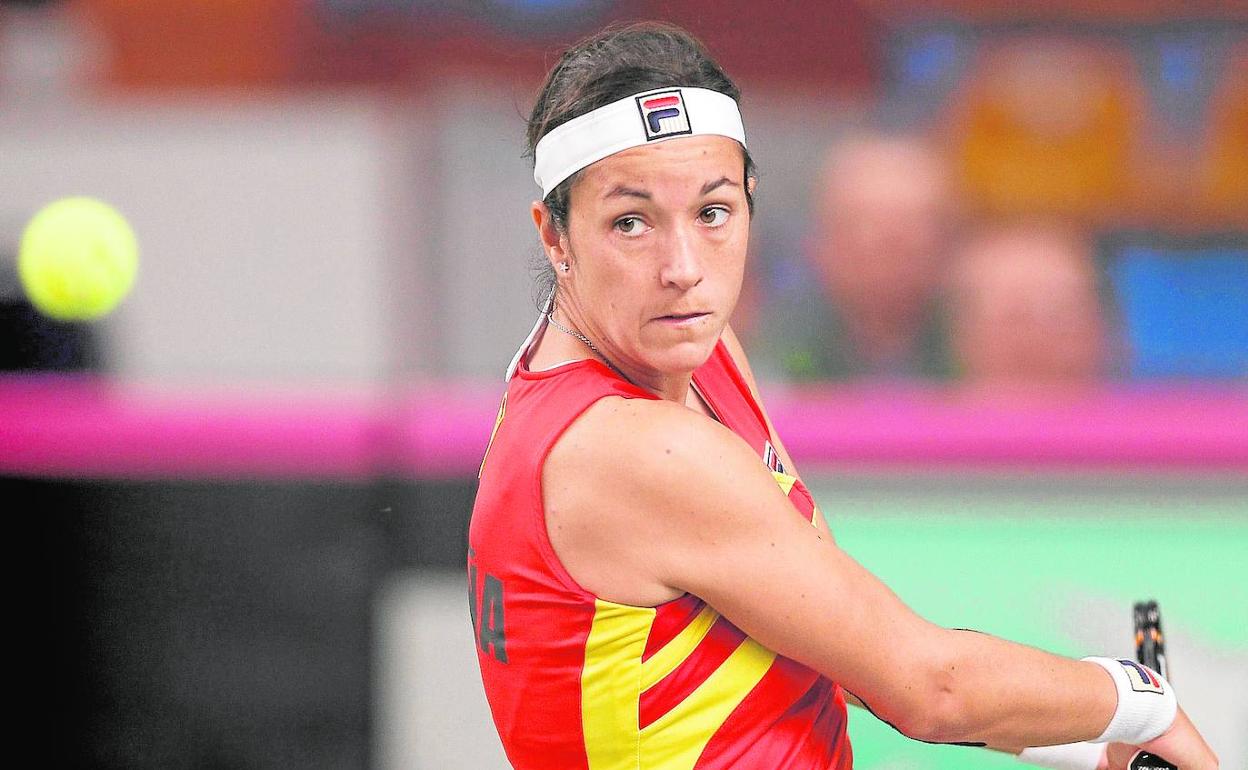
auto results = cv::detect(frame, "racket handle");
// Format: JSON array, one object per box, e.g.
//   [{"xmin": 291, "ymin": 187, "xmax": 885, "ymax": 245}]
[
  {"xmin": 1129, "ymin": 750, "xmax": 1176, "ymax": 770},
  {"xmin": 1131, "ymin": 601, "xmax": 1176, "ymax": 770}
]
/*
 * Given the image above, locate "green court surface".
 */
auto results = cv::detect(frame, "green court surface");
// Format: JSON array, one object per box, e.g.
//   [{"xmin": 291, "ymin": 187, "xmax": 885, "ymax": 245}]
[{"xmin": 806, "ymin": 474, "xmax": 1248, "ymax": 770}]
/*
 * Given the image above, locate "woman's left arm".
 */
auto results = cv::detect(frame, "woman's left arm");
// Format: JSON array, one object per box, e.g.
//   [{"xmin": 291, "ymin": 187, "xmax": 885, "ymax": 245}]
[{"xmin": 724, "ymin": 325, "xmax": 1104, "ymax": 769}]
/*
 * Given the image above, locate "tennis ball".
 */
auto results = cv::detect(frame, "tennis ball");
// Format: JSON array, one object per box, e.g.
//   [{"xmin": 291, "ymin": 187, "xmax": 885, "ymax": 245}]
[{"xmin": 18, "ymin": 197, "xmax": 139, "ymax": 322}]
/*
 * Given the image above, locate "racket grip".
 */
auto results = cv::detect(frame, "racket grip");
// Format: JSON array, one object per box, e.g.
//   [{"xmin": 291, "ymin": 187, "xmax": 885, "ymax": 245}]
[
  {"xmin": 1129, "ymin": 750, "xmax": 1176, "ymax": 770},
  {"xmin": 1131, "ymin": 601, "xmax": 1176, "ymax": 770}
]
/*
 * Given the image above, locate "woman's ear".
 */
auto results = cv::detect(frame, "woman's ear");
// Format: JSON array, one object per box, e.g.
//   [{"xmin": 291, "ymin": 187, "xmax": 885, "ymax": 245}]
[
  {"xmin": 747, "ymin": 176, "xmax": 757, "ymax": 196},
  {"xmin": 531, "ymin": 201, "xmax": 568, "ymax": 271}
]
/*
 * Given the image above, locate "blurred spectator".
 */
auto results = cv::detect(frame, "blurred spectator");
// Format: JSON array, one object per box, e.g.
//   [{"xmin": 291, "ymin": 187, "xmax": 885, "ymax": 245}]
[
  {"xmin": 950, "ymin": 37, "xmax": 1142, "ymax": 225},
  {"xmin": 947, "ymin": 220, "xmax": 1109, "ymax": 385},
  {"xmin": 763, "ymin": 133, "xmax": 956, "ymax": 381},
  {"xmin": 1198, "ymin": 43, "xmax": 1248, "ymax": 225}
]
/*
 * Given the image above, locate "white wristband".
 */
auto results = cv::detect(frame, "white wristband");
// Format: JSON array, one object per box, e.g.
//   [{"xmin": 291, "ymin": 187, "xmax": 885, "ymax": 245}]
[
  {"xmin": 1081, "ymin": 656, "xmax": 1177, "ymax": 745},
  {"xmin": 1018, "ymin": 741, "xmax": 1105, "ymax": 770}
]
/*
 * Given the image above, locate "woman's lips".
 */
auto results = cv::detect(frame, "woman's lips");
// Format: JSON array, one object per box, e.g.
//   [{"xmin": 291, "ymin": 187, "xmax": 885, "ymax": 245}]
[{"xmin": 655, "ymin": 312, "xmax": 710, "ymax": 326}]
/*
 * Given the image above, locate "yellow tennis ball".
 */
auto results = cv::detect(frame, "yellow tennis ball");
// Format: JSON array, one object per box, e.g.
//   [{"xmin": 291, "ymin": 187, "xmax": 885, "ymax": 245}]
[{"xmin": 18, "ymin": 197, "xmax": 139, "ymax": 322}]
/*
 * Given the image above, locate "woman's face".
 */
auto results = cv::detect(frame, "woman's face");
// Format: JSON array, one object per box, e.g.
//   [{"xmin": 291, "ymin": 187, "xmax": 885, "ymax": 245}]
[{"xmin": 554, "ymin": 135, "xmax": 751, "ymax": 380}]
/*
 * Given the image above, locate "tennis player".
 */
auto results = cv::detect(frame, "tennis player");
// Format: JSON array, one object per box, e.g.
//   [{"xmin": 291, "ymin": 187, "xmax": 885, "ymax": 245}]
[{"xmin": 468, "ymin": 22, "xmax": 1217, "ymax": 770}]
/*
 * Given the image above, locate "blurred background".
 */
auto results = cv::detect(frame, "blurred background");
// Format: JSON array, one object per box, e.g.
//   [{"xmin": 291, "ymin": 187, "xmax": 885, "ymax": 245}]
[{"xmin": 1, "ymin": 0, "xmax": 1245, "ymax": 768}]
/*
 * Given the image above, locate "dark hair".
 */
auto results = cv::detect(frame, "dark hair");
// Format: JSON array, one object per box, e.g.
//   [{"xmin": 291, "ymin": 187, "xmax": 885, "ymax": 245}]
[{"xmin": 525, "ymin": 22, "xmax": 757, "ymax": 298}]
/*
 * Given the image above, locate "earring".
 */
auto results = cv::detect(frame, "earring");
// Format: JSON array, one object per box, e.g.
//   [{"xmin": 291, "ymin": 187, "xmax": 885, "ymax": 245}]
[{"xmin": 559, "ymin": 262, "xmax": 570, "ymax": 273}]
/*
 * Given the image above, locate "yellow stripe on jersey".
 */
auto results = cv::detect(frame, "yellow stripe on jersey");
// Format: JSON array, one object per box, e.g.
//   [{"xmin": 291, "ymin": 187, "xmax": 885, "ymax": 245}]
[
  {"xmin": 773, "ymin": 470, "xmax": 820, "ymax": 526},
  {"xmin": 771, "ymin": 470, "xmax": 797, "ymax": 496},
  {"xmin": 640, "ymin": 605, "xmax": 720, "ymax": 692},
  {"xmin": 639, "ymin": 638, "xmax": 777, "ymax": 769},
  {"xmin": 583, "ymin": 598, "xmax": 655, "ymax": 770}
]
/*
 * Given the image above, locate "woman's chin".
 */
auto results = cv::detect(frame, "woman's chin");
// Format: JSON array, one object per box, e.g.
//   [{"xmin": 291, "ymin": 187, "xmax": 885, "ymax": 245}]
[{"xmin": 645, "ymin": 337, "xmax": 720, "ymax": 375}]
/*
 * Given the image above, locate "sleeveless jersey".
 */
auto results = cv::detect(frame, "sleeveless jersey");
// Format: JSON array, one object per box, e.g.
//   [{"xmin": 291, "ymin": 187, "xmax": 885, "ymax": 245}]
[{"xmin": 468, "ymin": 339, "xmax": 852, "ymax": 770}]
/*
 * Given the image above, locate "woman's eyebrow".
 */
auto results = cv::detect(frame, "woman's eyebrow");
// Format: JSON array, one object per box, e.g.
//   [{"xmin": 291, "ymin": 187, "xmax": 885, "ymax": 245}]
[
  {"xmin": 602, "ymin": 177, "xmax": 738, "ymax": 201},
  {"xmin": 603, "ymin": 184, "xmax": 651, "ymax": 201},
  {"xmin": 700, "ymin": 176, "xmax": 738, "ymax": 195}
]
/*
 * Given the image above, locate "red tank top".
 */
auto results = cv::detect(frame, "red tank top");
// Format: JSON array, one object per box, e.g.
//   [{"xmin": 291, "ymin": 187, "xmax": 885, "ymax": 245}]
[{"xmin": 469, "ymin": 339, "xmax": 852, "ymax": 770}]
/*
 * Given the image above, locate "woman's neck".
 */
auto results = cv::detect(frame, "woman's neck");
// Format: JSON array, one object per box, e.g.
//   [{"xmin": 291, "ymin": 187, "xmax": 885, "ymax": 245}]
[{"xmin": 532, "ymin": 313, "xmax": 693, "ymax": 405}]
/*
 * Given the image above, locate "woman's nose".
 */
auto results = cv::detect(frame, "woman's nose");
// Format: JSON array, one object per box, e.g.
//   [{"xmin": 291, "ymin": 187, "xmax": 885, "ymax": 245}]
[{"xmin": 659, "ymin": 226, "xmax": 704, "ymax": 290}]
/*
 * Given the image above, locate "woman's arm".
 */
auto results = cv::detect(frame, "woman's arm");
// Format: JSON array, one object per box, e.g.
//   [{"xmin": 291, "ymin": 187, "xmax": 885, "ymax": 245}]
[
  {"xmin": 726, "ymin": 325, "xmax": 1032, "ymax": 756},
  {"xmin": 544, "ymin": 395, "xmax": 1214, "ymax": 767}
]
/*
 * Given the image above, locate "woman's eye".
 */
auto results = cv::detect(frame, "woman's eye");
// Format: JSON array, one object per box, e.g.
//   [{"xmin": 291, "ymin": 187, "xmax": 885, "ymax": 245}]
[
  {"xmin": 699, "ymin": 206, "xmax": 730, "ymax": 227},
  {"xmin": 615, "ymin": 217, "xmax": 647, "ymax": 237}
]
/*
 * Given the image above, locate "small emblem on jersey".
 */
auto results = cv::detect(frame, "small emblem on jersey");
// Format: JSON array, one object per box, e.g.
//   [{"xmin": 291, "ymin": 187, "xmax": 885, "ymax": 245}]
[
  {"xmin": 636, "ymin": 89, "xmax": 693, "ymax": 141},
  {"xmin": 1117, "ymin": 659, "xmax": 1164, "ymax": 694},
  {"xmin": 763, "ymin": 440, "xmax": 785, "ymax": 475}
]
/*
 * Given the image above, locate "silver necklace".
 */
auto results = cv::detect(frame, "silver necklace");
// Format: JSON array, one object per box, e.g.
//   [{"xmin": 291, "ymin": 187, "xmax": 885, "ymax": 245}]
[{"xmin": 546, "ymin": 307, "xmax": 630, "ymax": 381}]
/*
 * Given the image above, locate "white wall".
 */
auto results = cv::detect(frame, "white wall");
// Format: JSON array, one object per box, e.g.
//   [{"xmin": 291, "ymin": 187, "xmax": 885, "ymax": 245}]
[{"xmin": 414, "ymin": 77, "xmax": 552, "ymax": 378}]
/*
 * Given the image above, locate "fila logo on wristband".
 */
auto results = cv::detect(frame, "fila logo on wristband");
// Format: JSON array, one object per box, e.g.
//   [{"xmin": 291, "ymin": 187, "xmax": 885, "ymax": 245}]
[
  {"xmin": 1117, "ymin": 659, "xmax": 1166, "ymax": 694},
  {"xmin": 637, "ymin": 90, "xmax": 692, "ymax": 140},
  {"xmin": 1081, "ymin": 656, "xmax": 1177, "ymax": 745}
]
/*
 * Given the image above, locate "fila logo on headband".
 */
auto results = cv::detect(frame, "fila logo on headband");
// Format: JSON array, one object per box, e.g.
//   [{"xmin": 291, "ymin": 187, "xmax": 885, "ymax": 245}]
[
  {"xmin": 637, "ymin": 89, "xmax": 693, "ymax": 141},
  {"xmin": 1117, "ymin": 659, "xmax": 1166, "ymax": 695},
  {"xmin": 533, "ymin": 87, "xmax": 745, "ymax": 199}
]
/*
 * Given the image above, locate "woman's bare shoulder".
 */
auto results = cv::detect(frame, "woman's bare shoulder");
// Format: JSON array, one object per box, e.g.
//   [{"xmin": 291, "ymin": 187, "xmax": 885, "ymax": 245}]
[
  {"xmin": 547, "ymin": 393, "xmax": 739, "ymax": 485},
  {"xmin": 541, "ymin": 392, "xmax": 783, "ymax": 604}
]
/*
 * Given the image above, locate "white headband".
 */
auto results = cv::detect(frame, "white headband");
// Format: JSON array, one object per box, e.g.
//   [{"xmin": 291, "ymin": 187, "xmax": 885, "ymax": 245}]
[{"xmin": 533, "ymin": 86, "xmax": 747, "ymax": 198}]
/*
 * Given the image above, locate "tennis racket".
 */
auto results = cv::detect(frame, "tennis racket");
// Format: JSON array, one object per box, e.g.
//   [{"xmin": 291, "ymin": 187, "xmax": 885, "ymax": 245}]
[{"xmin": 1129, "ymin": 600, "xmax": 1176, "ymax": 770}]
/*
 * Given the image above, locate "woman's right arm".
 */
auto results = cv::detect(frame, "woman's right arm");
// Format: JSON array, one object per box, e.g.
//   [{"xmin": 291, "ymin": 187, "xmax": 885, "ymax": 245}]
[{"xmin": 546, "ymin": 395, "xmax": 1217, "ymax": 767}]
